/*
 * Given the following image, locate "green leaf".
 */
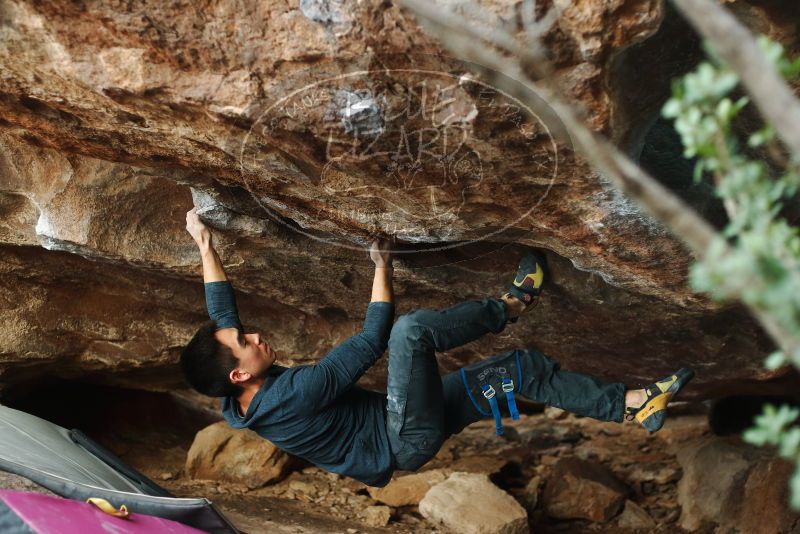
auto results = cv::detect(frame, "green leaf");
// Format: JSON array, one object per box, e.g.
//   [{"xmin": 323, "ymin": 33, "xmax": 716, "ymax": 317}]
[
  {"xmin": 780, "ymin": 427, "xmax": 800, "ymax": 457},
  {"xmin": 765, "ymin": 351, "xmax": 788, "ymax": 370},
  {"xmin": 743, "ymin": 427, "xmax": 770, "ymax": 446},
  {"xmin": 662, "ymin": 98, "xmax": 681, "ymax": 118},
  {"xmin": 732, "ymin": 96, "xmax": 749, "ymax": 115},
  {"xmin": 716, "ymin": 99, "xmax": 732, "ymax": 121}
]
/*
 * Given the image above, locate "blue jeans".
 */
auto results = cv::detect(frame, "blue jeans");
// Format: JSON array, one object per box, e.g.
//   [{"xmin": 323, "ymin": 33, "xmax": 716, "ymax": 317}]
[{"xmin": 386, "ymin": 299, "xmax": 625, "ymax": 471}]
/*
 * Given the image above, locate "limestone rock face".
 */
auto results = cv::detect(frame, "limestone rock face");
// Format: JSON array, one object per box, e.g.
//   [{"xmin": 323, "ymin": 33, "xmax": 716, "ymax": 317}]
[
  {"xmin": 0, "ymin": 0, "xmax": 795, "ymax": 397},
  {"xmin": 419, "ymin": 472, "xmax": 529, "ymax": 534},
  {"xmin": 185, "ymin": 422, "xmax": 294, "ymax": 489}
]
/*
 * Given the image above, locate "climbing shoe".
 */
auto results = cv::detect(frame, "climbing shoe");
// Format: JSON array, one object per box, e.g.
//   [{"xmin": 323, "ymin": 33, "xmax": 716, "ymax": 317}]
[
  {"xmin": 504, "ymin": 250, "xmax": 547, "ymax": 320},
  {"xmin": 625, "ymin": 368, "xmax": 695, "ymax": 433}
]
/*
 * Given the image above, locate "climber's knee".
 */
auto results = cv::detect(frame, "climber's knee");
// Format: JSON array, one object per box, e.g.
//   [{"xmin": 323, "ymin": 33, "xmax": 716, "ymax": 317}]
[
  {"xmin": 390, "ymin": 313, "xmax": 417, "ymax": 338},
  {"xmin": 390, "ymin": 430, "xmax": 445, "ymax": 472},
  {"xmin": 389, "ymin": 311, "xmax": 432, "ymax": 348}
]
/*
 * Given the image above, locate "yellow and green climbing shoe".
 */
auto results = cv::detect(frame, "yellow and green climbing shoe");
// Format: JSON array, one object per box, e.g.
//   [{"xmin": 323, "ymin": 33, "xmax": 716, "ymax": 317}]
[
  {"xmin": 505, "ymin": 250, "xmax": 547, "ymax": 309},
  {"xmin": 626, "ymin": 368, "xmax": 695, "ymax": 433}
]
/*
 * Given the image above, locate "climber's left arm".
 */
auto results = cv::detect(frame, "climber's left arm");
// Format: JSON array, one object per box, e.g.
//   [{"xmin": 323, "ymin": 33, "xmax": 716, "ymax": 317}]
[{"xmin": 287, "ymin": 240, "xmax": 395, "ymax": 409}]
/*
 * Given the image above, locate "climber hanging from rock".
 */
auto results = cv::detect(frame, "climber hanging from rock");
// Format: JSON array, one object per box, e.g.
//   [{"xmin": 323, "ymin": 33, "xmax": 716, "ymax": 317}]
[{"xmin": 180, "ymin": 207, "xmax": 694, "ymax": 487}]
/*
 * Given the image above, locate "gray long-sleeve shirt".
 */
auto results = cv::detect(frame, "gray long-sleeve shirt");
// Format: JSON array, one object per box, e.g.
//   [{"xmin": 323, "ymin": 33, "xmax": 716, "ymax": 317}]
[{"xmin": 204, "ymin": 282, "xmax": 397, "ymax": 486}]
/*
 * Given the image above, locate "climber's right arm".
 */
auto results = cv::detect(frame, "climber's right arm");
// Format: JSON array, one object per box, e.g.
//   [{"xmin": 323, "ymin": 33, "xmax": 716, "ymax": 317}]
[
  {"xmin": 186, "ymin": 207, "xmax": 226, "ymax": 283},
  {"xmin": 186, "ymin": 208, "xmax": 243, "ymax": 329}
]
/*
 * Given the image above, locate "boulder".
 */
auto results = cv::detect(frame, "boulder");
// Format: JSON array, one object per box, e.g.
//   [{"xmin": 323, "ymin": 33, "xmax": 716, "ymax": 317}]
[
  {"xmin": 676, "ymin": 436, "xmax": 799, "ymax": 533},
  {"xmin": 617, "ymin": 500, "xmax": 656, "ymax": 530},
  {"xmin": 741, "ymin": 458, "xmax": 799, "ymax": 534},
  {"xmin": 542, "ymin": 457, "xmax": 628, "ymax": 522},
  {"xmin": 367, "ymin": 469, "xmax": 448, "ymax": 507},
  {"xmin": 447, "ymin": 455, "xmax": 511, "ymax": 475},
  {"xmin": 419, "ymin": 472, "xmax": 529, "ymax": 534},
  {"xmin": 359, "ymin": 505, "xmax": 392, "ymax": 528},
  {"xmin": 368, "ymin": 457, "xmax": 511, "ymax": 507},
  {"xmin": 185, "ymin": 422, "xmax": 294, "ymax": 488},
  {"xmin": 676, "ymin": 437, "xmax": 755, "ymax": 531},
  {"xmin": 522, "ymin": 475, "xmax": 543, "ymax": 512}
]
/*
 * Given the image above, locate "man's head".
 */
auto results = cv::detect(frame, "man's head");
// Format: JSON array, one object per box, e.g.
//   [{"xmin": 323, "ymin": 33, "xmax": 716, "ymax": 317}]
[{"xmin": 180, "ymin": 321, "xmax": 277, "ymax": 398}]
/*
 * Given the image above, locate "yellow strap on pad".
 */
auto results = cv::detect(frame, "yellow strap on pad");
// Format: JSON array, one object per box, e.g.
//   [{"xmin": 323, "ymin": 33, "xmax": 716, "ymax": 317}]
[{"xmin": 86, "ymin": 498, "xmax": 130, "ymax": 519}]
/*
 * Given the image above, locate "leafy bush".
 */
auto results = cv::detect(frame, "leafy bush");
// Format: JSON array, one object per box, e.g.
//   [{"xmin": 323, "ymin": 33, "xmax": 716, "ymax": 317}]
[{"xmin": 663, "ymin": 37, "xmax": 800, "ymax": 508}]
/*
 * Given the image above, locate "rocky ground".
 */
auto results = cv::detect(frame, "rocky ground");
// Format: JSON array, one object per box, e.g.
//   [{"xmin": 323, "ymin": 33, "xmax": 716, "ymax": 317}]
[
  {"xmin": 171, "ymin": 409, "xmax": 707, "ymax": 534},
  {"xmin": 2, "ymin": 382, "xmax": 797, "ymax": 533},
  {"xmin": 141, "ymin": 406, "xmax": 800, "ymax": 534}
]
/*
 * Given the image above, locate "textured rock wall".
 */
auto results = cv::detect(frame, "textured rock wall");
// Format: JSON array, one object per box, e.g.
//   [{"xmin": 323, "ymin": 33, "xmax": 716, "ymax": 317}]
[{"xmin": 0, "ymin": 0, "xmax": 796, "ymax": 397}]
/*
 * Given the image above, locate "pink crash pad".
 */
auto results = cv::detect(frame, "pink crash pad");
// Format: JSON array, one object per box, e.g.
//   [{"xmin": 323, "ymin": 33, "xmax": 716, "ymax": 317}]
[{"xmin": 0, "ymin": 490, "xmax": 206, "ymax": 533}]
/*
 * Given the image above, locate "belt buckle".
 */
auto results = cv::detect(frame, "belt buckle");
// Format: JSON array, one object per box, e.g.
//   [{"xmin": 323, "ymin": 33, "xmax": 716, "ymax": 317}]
[{"xmin": 501, "ymin": 378, "xmax": 514, "ymax": 393}]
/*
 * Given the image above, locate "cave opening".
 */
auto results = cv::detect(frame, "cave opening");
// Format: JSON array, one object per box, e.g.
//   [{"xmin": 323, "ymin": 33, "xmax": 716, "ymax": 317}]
[
  {"xmin": 1, "ymin": 379, "xmax": 219, "ymax": 481},
  {"xmin": 709, "ymin": 394, "xmax": 800, "ymax": 436},
  {"xmin": 611, "ymin": 2, "xmax": 729, "ymax": 230}
]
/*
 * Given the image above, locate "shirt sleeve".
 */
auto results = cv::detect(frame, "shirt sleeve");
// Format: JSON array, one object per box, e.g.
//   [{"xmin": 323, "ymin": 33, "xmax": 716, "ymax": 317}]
[
  {"xmin": 291, "ymin": 301, "xmax": 395, "ymax": 411},
  {"xmin": 205, "ymin": 281, "xmax": 243, "ymax": 330}
]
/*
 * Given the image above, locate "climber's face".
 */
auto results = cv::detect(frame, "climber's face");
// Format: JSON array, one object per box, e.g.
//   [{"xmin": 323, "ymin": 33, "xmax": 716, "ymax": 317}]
[{"xmin": 214, "ymin": 328, "xmax": 277, "ymax": 384}]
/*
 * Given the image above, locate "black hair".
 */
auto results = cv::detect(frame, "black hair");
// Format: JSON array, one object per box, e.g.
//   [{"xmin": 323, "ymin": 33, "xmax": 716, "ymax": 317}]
[{"xmin": 179, "ymin": 321, "xmax": 243, "ymax": 398}]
